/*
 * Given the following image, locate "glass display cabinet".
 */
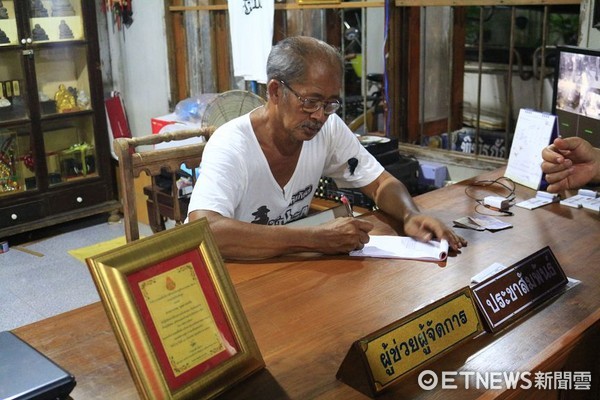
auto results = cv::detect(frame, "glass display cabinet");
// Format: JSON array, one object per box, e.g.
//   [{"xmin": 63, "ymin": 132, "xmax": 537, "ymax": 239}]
[{"xmin": 0, "ymin": 0, "xmax": 118, "ymax": 238}]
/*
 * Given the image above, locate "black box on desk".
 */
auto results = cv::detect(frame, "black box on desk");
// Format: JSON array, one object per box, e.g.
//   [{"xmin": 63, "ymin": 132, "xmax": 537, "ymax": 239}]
[
  {"xmin": 385, "ymin": 156, "xmax": 419, "ymax": 195},
  {"xmin": 315, "ymin": 154, "xmax": 419, "ymax": 208},
  {"xmin": 361, "ymin": 137, "xmax": 416, "ymax": 185},
  {"xmin": 363, "ymin": 138, "xmax": 399, "ymax": 159}
]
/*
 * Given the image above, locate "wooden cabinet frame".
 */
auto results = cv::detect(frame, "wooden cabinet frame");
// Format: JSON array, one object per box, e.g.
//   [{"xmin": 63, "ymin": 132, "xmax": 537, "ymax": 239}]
[{"xmin": 0, "ymin": 1, "xmax": 119, "ymax": 238}]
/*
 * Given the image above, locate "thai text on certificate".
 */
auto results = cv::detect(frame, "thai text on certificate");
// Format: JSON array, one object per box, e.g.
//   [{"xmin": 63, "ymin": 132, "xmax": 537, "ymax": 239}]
[{"xmin": 139, "ymin": 262, "xmax": 229, "ymax": 376}]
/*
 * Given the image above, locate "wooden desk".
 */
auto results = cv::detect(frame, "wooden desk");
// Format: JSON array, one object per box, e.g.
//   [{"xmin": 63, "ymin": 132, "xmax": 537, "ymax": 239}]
[{"xmin": 13, "ymin": 168, "xmax": 600, "ymax": 399}]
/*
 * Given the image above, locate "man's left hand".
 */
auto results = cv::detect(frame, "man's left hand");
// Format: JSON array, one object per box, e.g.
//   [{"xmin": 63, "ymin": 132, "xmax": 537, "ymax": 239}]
[{"xmin": 404, "ymin": 214, "xmax": 467, "ymax": 251}]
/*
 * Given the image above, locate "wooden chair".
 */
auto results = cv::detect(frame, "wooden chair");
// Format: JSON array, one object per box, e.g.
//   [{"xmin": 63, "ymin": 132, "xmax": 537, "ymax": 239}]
[{"xmin": 113, "ymin": 127, "xmax": 214, "ymax": 242}]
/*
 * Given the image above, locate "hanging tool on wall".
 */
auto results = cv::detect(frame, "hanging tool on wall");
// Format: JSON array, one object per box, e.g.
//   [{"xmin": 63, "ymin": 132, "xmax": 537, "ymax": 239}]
[{"xmin": 101, "ymin": 0, "xmax": 133, "ymax": 30}]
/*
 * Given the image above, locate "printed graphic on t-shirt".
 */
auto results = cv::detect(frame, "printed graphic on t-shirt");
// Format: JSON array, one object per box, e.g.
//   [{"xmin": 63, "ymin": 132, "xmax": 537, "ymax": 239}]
[
  {"xmin": 243, "ymin": 0, "xmax": 262, "ymax": 15},
  {"xmin": 348, "ymin": 157, "xmax": 358, "ymax": 175},
  {"xmin": 251, "ymin": 205, "xmax": 270, "ymax": 224},
  {"xmin": 250, "ymin": 184, "xmax": 313, "ymax": 225}
]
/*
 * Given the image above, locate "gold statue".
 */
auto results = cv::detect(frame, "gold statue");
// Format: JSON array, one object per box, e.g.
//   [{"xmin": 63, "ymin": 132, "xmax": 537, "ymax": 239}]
[{"xmin": 54, "ymin": 84, "xmax": 77, "ymax": 113}]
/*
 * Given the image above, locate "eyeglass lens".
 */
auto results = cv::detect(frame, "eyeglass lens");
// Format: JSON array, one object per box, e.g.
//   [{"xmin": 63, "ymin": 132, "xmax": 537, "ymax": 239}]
[
  {"xmin": 304, "ymin": 99, "xmax": 340, "ymax": 114},
  {"xmin": 281, "ymin": 80, "xmax": 341, "ymax": 115}
]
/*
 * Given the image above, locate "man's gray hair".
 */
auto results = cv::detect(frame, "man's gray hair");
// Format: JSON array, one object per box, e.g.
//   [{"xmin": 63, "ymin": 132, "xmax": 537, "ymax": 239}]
[{"xmin": 266, "ymin": 36, "xmax": 344, "ymax": 84}]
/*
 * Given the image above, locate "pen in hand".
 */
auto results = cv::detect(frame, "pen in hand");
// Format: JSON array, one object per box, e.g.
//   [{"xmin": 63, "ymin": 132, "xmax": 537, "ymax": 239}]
[{"xmin": 340, "ymin": 195, "xmax": 354, "ymax": 218}]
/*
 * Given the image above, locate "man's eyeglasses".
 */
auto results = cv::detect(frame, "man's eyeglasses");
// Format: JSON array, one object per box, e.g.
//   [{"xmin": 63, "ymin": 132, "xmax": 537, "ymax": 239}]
[{"xmin": 279, "ymin": 80, "xmax": 341, "ymax": 115}]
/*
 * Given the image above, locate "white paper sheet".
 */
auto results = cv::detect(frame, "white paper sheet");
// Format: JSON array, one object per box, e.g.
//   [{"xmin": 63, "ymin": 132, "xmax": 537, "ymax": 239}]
[
  {"xmin": 505, "ymin": 109, "xmax": 557, "ymax": 190},
  {"xmin": 349, "ymin": 236, "xmax": 449, "ymax": 261}
]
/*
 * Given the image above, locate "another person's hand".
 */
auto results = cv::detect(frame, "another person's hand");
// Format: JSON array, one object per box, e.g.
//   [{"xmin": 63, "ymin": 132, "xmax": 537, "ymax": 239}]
[
  {"xmin": 541, "ymin": 137, "xmax": 600, "ymax": 192},
  {"xmin": 310, "ymin": 217, "xmax": 374, "ymax": 254},
  {"xmin": 403, "ymin": 214, "xmax": 467, "ymax": 252}
]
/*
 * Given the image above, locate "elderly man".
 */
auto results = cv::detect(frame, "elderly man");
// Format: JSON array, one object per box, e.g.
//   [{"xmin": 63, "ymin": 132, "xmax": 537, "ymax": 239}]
[{"xmin": 188, "ymin": 36, "xmax": 466, "ymax": 259}]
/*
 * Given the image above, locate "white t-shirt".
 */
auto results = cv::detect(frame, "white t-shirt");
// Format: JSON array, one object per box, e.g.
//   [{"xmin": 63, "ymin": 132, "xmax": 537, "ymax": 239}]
[
  {"xmin": 188, "ymin": 113, "xmax": 384, "ymax": 225},
  {"xmin": 227, "ymin": 0, "xmax": 273, "ymax": 83}
]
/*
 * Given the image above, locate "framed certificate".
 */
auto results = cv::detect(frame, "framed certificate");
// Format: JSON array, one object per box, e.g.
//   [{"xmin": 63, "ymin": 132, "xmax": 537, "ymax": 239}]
[{"xmin": 87, "ymin": 219, "xmax": 264, "ymax": 400}]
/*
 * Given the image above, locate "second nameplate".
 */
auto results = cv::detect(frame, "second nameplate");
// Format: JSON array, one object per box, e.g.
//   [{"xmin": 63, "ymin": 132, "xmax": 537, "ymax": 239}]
[{"xmin": 336, "ymin": 287, "xmax": 483, "ymax": 397}]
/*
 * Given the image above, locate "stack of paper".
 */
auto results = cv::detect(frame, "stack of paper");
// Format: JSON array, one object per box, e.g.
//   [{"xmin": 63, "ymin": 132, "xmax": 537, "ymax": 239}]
[
  {"xmin": 515, "ymin": 191, "xmax": 560, "ymax": 210},
  {"xmin": 560, "ymin": 189, "xmax": 600, "ymax": 212},
  {"xmin": 349, "ymin": 236, "xmax": 449, "ymax": 262}
]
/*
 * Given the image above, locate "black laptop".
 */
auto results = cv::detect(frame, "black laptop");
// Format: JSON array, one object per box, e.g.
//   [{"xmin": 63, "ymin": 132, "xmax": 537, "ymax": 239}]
[{"xmin": 0, "ymin": 331, "xmax": 76, "ymax": 400}]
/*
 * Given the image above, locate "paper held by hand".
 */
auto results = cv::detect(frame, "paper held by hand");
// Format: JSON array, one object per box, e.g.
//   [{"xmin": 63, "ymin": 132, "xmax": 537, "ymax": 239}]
[
  {"xmin": 504, "ymin": 109, "xmax": 557, "ymax": 190},
  {"xmin": 349, "ymin": 236, "xmax": 449, "ymax": 262}
]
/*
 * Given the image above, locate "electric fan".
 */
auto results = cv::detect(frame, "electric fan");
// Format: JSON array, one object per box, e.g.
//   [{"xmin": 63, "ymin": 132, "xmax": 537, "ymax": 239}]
[{"xmin": 201, "ymin": 90, "xmax": 265, "ymax": 128}]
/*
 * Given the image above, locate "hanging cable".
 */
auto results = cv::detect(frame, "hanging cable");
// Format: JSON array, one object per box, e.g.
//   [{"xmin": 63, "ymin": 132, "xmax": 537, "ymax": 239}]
[{"xmin": 464, "ymin": 176, "xmax": 516, "ymax": 216}]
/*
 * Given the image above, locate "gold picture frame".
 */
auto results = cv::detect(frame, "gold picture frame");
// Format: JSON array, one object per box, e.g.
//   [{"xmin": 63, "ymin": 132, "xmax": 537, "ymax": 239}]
[{"xmin": 87, "ymin": 219, "xmax": 264, "ymax": 400}]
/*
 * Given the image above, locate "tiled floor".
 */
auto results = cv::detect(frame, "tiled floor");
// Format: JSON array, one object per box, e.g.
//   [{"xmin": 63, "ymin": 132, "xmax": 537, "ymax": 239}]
[{"xmin": 0, "ymin": 215, "xmax": 153, "ymax": 331}]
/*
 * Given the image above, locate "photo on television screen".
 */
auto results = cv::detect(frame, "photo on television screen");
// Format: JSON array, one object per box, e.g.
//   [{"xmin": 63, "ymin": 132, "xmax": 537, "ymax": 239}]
[{"xmin": 552, "ymin": 46, "xmax": 600, "ymax": 147}]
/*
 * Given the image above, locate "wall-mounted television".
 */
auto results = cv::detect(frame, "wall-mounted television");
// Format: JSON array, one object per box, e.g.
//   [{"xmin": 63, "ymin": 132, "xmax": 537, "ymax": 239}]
[{"xmin": 552, "ymin": 45, "xmax": 600, "ymax": 147}]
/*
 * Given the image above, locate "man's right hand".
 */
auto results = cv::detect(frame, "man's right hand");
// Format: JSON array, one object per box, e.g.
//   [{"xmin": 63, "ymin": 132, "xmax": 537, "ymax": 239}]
[{"xmin": 310, "ymin": 217, "xmax": 374, "ymax": 254}]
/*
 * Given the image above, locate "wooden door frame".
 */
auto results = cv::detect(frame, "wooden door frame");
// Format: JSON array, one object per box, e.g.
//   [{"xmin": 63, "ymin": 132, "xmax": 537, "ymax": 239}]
[{"xmin": 387, "ymin": 6, "xmax": 465, "ymax": 143}]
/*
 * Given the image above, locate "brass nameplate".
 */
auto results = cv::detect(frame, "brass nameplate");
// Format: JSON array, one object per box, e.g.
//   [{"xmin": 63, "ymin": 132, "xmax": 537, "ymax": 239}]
[
  {"xmin": 472, "ymin": 246, "xmax": 567, "ymax": 333},
  {"xmin": 337, "ymin": 287, "xmax": 483, "ymax": 397}
]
